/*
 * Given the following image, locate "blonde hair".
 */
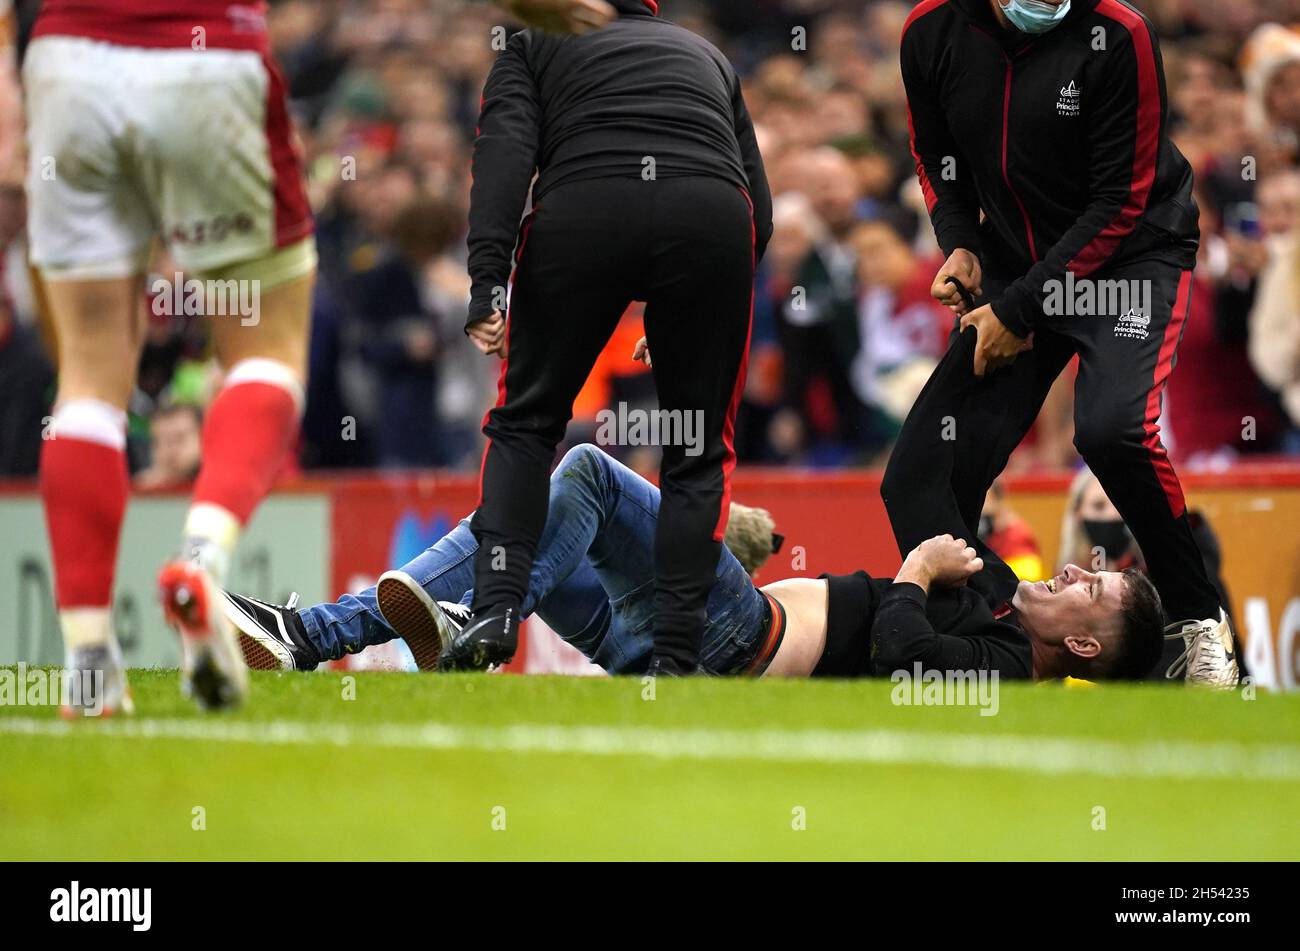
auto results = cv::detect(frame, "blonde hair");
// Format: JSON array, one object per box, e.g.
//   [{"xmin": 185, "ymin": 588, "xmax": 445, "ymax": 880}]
[
  {"xmin": 1057, "ymin": 467, "xmax": 1099, "ymax": 572},
  {"xmin": 724, "ymin": 502, "xmax": 777, "ymax": 576}
]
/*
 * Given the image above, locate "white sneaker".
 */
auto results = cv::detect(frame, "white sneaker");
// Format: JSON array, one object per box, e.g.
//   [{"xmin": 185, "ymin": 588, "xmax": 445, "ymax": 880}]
[
  {"xmin": 1165, "ymin": 609, "xmax": 1240, "ymax": 688},
  {"xmin": 60, "ymin": 642, "xmax": 134, "ymax": 718},
  {"xmin": 158, "ymin": 558, "xmax": 249, "ymax": 710}
]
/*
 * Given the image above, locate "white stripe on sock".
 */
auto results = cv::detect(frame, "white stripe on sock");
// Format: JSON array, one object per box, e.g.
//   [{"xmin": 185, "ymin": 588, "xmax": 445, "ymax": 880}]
[
  {"xmin": 222, "ymin": 358, "xmax": 304, "ymax": 413},
  {"xmin": 48, "ymin": 399, "xmax": 127, "ymax": 451}
]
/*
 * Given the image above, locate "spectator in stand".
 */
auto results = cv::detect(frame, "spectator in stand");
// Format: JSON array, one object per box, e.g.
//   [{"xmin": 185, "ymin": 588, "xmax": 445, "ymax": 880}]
[
  {"xmin": 136, "ymin": 403, "xmax": 203, "ymax": 490},
  {"xmin": 1169, "ymin": 43, "xmax": 1237, "ymax": 178},
  {"xmin": 1241, "ymin": 22, "xmax": 1300, "ymax": 174},
  {"xmin": 345, "ymin": 192, "xmax": 462, "ymax": 468},
  {"xmin": 0, "ymin": 14, "xmax": 45, "ymax": 478},
  {"xmin": 1249, "ymin": 168, "xmax": 1300, "ymax": 451},
  {"xmin": 1162, "ymin": 105, "xmax": 1285, "ymax": 464},
  {"xmin": 0, "ymin": 284, "xmax": 53, "ymax": 476},
  {"xmin": 774, "ymin": 147, "xmax": 867, "ymax": 462},
  {"xmin": 846, "ymin": 215, "xmax": 949, "ymax": 456},
  {"xmin": 749, "ymin": 192, "xmax": 818, "ymax": 462}
]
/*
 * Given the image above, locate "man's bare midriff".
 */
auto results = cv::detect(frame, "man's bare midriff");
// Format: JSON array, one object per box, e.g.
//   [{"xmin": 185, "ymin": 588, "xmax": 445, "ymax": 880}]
[{"xmin": 759, "ymin": 577, "xmax": 829, "ymax": 677}]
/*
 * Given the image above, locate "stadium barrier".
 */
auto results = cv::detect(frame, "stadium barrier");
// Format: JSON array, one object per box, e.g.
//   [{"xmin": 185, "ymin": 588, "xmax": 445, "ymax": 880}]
[{"xmin": 2, "ymin": 463, "xmax": 1297, "ymax": 687}]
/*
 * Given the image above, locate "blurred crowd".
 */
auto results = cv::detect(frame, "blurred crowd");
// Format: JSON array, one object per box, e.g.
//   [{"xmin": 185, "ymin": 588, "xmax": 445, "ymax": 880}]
[{"xmin": 4, "ymin": 0, "xmax": 1300, "ymax": 481}]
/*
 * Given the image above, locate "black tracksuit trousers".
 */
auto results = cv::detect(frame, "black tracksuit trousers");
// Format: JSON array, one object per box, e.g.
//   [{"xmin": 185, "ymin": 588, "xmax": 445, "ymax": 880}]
[
  {"xmin": 470, "ymin": 176, "xmax": 756, "ymax": 668},
  {"xmin": 882, "ymin": 257, "xmax": 1222, "ymax": 624}
]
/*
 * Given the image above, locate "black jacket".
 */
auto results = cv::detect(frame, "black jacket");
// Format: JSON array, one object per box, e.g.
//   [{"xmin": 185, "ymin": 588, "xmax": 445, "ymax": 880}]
[
  {"xmin": 466, "ymin": 0, "xmax": 772, "ymax": 326},
  {"xmin": 815, "ymin": 571, "xmax": 1033, "ymax": 679},
  {"xmin": 901, "ymin": 0, "xmax": 1199, "ymax": 337}
]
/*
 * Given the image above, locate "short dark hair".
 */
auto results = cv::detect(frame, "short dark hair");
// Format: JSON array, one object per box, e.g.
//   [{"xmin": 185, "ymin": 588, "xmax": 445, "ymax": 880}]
[
  {"xmin": 152, "ymin": 401, "xmax": 202, "ymax": 429},
  {"xmin": 1102, "ymin": 568, "xmax": 1164, "ymax": 680}
]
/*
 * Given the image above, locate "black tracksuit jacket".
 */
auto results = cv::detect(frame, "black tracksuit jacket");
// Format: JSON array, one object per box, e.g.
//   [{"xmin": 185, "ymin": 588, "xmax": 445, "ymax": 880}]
[
  {"xmin": 815, "ymin": 571, "xmax": 1033, "ymax": 679},
  {"xmin": 466, "ymin": 0, "xmax": 773, "ymax": 328},
  {"xmin": 901, "ymin": 0, "xmax": 1199, "ymax": 338}
]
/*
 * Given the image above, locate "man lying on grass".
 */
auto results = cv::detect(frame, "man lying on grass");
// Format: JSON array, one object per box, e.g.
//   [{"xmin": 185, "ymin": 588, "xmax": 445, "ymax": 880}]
[{"xmin": 224, "ymin": 445, "xmax": 1164, "ymax": 683}]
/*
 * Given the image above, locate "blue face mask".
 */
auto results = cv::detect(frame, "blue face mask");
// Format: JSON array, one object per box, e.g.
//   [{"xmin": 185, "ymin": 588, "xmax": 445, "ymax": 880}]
[{"xmin": 999, "ymin": 0, "xmax": 1071, "ymax": 34}]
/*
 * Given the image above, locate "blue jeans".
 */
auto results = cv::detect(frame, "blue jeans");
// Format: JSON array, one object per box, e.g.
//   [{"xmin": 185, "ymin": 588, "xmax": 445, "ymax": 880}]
[{"xmin": 298, "ymin": 445, "xmax": 769, "ymax": 675}]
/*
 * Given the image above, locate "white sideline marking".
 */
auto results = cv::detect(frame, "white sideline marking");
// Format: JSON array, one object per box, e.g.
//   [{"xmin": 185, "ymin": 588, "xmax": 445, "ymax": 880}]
[{"xmin": 3, "ymin": 716, "xmax": 1300, "ymax": 782}]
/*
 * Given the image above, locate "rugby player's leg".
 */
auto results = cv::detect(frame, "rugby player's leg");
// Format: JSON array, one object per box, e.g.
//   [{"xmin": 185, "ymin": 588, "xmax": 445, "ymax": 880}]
[
  {"xmin": 182, "ymin": 266, "xmax": 311, "ymax": 582},
  {"xmin": 24, "ymin": 34, "xmax": 156, "ymax": 714},
  {"xmin": 37, "ymin": 275, "xmax": 146, "ymax": 715},
  {"xmin": 153, "ymin": 253, "xmax": 313, "ymax": 704},
  {"xmin": 143, "ymin": 45, "xmax": 315, "ymax": 705}
]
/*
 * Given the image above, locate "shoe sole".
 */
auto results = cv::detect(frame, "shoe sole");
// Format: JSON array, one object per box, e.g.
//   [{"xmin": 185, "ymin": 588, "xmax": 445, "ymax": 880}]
[
  {"xmin": 158, "ymin": 562, "xmax": 248, "ymax": 710},
  {"xmin": 236, "ymin": 635, "xmax": 284, "ymax": 672},
  {"xmin": 376, "ymin": 571, "xmax": 450, "ymax": 671}
]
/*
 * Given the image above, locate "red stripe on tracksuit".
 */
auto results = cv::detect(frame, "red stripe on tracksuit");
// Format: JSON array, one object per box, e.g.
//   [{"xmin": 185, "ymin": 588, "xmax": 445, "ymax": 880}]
[
  {"xmin": 1142, "ymin": 269, "xmax": 1192, "ymax": 518},
  {"xmin": 474, "ymin": 209, "xmax": 536, "ymax": 510},
  {"xmin": 1001, "ymin": 60, "xmax": 1038, "ymax": 262},
  {"xmin": 901, "ymin": 0, "xmax": 949, "ymax": 215},
  {"xmin": 906, "ymin": 101, "xmax": 938, "ymax": 214},
  {"xmin": 714, "ymin": 189, "xmax": 757, "ymax": 540},
  {"xmin": 1067, "ymin": 0, "xmax": 1160, "ymax": 276}
]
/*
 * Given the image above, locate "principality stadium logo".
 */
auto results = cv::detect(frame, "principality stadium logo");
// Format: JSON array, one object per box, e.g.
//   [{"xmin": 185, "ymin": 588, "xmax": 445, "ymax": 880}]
[
  {"xmin": 1057, "ymin": 80, "xmax": 1081, "ymax": 117},
  {"xmin": 1115, "ymin": 307, "xmax": 1151, "ymax": 340}
]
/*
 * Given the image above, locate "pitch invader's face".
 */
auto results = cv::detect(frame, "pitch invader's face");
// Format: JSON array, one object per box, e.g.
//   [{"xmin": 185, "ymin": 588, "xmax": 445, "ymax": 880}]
[{"xmin": 1013, "ymin": 564, "xmax": 1127, "ymax": 656}]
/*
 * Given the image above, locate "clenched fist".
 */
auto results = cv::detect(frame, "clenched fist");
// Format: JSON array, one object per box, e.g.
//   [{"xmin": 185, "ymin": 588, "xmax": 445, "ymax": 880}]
[
  {"xmin": 930, "ymin": 248, "xmax": 983, "ymax": 316},
  {"xmin": 897, "ymin": 534, "xmax": 984, "ymax": 591}
]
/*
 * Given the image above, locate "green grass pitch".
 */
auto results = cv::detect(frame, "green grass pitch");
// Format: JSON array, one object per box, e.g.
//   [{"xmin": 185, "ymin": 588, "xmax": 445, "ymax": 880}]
[{"xmin": 2, "ymin": 668, "xmax": 1298, "ymax": 860}]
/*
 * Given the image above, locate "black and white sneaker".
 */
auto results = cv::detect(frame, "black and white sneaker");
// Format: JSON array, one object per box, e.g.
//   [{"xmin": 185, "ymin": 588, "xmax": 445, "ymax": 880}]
[
  {"xmin": 375, "ymin": 570, "xmax": 470, "ymax": 671},
  {"xmin": 221, "ymin": 591, "xmax": 320, "ymax": 672}
]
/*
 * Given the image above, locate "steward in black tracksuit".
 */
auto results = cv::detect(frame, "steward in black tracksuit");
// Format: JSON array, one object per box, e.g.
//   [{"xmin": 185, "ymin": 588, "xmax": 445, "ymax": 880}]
[
  {"xmin": 453, "ymin": 0, "xmax": 773, "ymax": 673},
  {"xmin": 883, "ymin": 0, "xmax": 1224, "ymax": 631}
]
